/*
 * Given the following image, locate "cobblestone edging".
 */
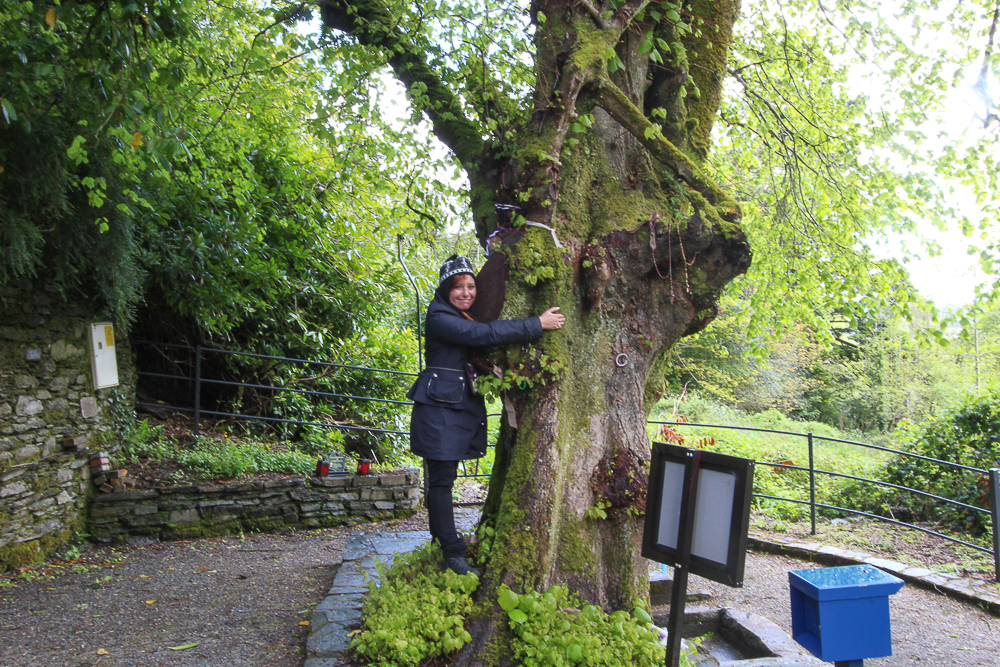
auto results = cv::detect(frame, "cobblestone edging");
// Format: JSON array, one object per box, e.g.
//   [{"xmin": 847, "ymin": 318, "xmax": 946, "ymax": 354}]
[
  {"xmin": 86, "ymin": 470, "xmax": 422, "ymax": 542},
  {"xmin": 305, "ymin": 531, "xmax": 431, "ymax": 667},
  {"xmin": 749, "ymin": 533, "xmax": 1000, "ymax": 615}
]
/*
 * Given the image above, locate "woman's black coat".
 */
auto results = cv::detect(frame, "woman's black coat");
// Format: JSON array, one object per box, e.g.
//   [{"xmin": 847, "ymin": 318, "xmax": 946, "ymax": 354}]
[{"xmin": 407, "ymin": 294, "xmax": 543, "ymax": 461}]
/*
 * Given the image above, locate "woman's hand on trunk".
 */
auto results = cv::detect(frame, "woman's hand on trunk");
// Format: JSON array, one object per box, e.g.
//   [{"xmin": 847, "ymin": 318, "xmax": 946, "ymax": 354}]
[{"xmin": 539, "ymin": 307, "xmax": 565, "ymax": 331}]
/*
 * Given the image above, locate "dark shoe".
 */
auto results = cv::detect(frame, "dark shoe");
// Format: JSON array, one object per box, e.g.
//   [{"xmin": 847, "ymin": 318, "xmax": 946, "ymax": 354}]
[{"xmin": 444, "ymin": 555, "xmax": 481, "ymax": 577}]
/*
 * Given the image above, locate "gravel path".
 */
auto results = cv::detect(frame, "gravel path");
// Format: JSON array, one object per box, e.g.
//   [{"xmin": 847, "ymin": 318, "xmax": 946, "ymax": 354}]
[
  {"xmin": 1, "ymin": 509, "xmax": 997, "ymax": 666},
  {"xmin": 692, "ymin": 551, "xmax": 1000, "ymax": 665},
  {"xmin": 0, "ymin": 510, "xmax": 425, "ymax": 667}
]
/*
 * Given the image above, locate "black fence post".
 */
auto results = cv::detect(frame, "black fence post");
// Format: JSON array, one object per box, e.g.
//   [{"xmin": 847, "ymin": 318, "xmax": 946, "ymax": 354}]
[
  {"xmin": 990, "ymin": 468, "xmax": 1000, "ymax": 583},
  {"xmin": 808, "ymin": 432, "xmax": 816, "ymax": 535},
  {"xmin": 193, "ymin": 344, "xmax": 202, "ymax": 438}
]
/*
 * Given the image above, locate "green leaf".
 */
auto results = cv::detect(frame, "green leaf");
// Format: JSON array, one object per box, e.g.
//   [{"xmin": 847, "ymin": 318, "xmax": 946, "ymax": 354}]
[
  {"xmin": 1, "ymin": 98, "xmax": 16, "ymax": 123},
  {"xmin": 498, "ymin": 586, "xmax": 520, "ymax": 611},
  {"xmin": 566, "ymin": 643, "xmax": 584, "ymax": 662},
  {"xmin": 508, "ymin": 609, "xmax": 528, "ymax": 623},
  {"xmin": 167, "ymin": 642, "xmax": 200, "ymax": 651}
]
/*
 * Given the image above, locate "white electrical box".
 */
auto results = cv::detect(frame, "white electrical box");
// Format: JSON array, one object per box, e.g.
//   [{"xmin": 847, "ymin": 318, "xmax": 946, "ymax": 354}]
[{"xmin": 89, "ymin": 322, "xmax": 119, "ymax": 389}]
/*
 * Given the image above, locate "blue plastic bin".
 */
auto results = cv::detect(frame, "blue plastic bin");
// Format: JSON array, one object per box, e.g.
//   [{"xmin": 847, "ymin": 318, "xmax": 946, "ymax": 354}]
[{"xmin": 789, "ymin": 564, "xmax": 904, "ymax": 664}]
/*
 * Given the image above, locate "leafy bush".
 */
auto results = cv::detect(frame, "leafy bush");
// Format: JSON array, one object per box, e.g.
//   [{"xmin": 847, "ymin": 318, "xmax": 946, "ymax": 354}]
[
  {"xmin": 352, "ymin": 543, "xmax": 477, "ymax": 665},
  {"xmin": 498, "ymin": 584, "xmax": 690, "ymax": 667},
  {"xmin": 877, "ymin": 391, "xmax": 1000, "ymax": 531}
]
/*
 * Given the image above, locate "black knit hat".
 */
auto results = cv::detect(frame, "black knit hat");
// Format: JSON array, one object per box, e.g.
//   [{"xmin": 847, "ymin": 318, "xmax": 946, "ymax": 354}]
[{"xmin": 438, "ymin": 255, "xmax": 475, "ymax": 286}]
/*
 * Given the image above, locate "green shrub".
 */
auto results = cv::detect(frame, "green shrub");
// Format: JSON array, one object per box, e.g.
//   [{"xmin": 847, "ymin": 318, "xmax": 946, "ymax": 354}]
[
  {"xmin": 119, "ymin": 419, "xmax": 173, "ymax": 461},
  {"xmin": 878, "ymin": 391, "xmax": 1000, "ymax": 531},
  {"xmin": 499, "ymin": 584, "xmax": 690, "ymax": 667},
  {"xmin": 352, "ymin": 543, "xmax": 478, "ymax": 665}
]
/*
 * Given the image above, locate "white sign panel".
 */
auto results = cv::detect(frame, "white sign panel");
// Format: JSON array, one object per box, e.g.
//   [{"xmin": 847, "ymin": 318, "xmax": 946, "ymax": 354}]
[
  {"xmin": 656, "ymin": 464, "xmax": 737, "ymax": 566},
  {"xmin": 89, "ymin": 322, "xmax": 119, "ymax": 389},
  {"xmin": 656, "ymin": 460, "xmax": 686, "ymax": 550},
  {"xmin": 691, "ymin": 468, "xmax": 737, "ymax": 566}
]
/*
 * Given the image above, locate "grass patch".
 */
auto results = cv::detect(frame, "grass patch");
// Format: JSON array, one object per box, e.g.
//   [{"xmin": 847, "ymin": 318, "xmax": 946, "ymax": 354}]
[
  {"xmin": 751, "ymin": 514, "xmax": 995, "ymax": 579},
  {"xmin": 119, "ymin": 418, "xmax": 317, "ymax": 482}
]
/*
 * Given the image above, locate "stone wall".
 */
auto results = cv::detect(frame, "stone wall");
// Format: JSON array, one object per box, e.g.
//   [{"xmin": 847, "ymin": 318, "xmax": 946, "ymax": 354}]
[
  {"xmin": 86, "ymin": 470, "xmax": 423, "ymax": 541},
  {"xmin": 0, "ymin": 279, "xmax": 137, "ymax": 569}
]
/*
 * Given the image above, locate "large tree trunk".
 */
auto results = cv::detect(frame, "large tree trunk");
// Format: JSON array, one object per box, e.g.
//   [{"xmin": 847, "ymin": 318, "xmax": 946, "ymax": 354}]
[
  {"xmin": 456, "ymin": 3, "xmax": 750, "ymax": 663},
  {"xmin": 320, "ymin": 0, "xmax": 750, "ymax": 663},
  {"xmin": 459, "ymin": 152, "xmax": 748, "ymax": 667}
]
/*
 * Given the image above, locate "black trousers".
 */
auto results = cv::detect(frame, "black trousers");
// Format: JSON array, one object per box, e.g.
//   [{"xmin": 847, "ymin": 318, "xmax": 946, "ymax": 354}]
[{"xmin": 424, "ymin": 459, "xmax": 466, "ymax": 557}]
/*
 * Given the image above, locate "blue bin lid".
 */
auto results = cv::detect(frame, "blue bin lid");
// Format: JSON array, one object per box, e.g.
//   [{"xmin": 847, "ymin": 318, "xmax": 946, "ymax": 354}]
[{"xmin": 788, "ymin": 565, "xmax": 904, "ymax": 601}]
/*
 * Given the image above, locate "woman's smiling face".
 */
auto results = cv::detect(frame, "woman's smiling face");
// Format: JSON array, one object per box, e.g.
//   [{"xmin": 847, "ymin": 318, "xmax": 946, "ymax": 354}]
[{"xmin": 448, "ymin": 274, "xmax": 476, "ymax": 311}]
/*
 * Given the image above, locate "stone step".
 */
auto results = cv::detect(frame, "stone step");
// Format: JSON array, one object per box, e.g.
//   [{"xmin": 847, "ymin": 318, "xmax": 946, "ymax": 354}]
[{"xmin": 650, "ymin": 567, "xmax": 713, "ymax": 606}]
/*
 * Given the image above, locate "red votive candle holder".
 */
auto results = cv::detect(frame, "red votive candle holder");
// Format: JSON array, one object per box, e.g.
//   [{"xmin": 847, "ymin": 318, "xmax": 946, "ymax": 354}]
[
  {"xmin": 315, "ymin": 459, "xmax": 329, "ymax": 476},
  {"xmin": 357, "ymin": 459, "xmax": 371, "ymax": 475}
]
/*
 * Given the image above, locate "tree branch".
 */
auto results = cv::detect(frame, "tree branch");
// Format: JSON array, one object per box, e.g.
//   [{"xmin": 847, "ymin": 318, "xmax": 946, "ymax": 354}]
[
  {"xmin": 576, "ymin": 0, "xmax": 606, "ymax": 29},
  {"xmin": 605, "ymin": 0, "xmax": 651, "ymax": 33},
  {"xmin": 974, "ymin": 0, "xmax": 1000, "ymax": 126},
  {"xmin": 320, "ymin": 0, "xmax": 485, "ymax": 167},
  {"xmin": 595, "ymin": 77, "xmax": 731, "ymax": 209}
]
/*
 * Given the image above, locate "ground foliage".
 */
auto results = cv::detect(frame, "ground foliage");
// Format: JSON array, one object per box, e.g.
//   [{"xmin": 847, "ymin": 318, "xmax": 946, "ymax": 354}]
[
  {"xmin": 350, "ymin": 541, "xmax": 689, "ymax": 667},
  {"xmin": 498, "ymin": 584, "xmax": 684, "ymax": 667},
  {"xmin": 352, "ymin": 543, "xmax": 479, "ymax": 666}
]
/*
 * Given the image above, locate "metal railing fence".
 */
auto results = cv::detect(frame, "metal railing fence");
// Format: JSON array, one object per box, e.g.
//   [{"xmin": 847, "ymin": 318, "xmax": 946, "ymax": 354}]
[
  {"xmin": 131, "ymin": 341, "xmax": 1000, "ymax": 580},
  {"xmin": 651, "ymin": 420, "xmax": 1000, "ymax": 582},
  {"xmin": 131, "ymin": 340, "xmax": 499, "ymax": 478}
]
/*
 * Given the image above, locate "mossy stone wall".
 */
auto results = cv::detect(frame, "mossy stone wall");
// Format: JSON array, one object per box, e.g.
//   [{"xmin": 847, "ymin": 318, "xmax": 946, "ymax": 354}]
[
  {"xmin": 86, "ymin": 470, "xmax": 423, "ymax": 542},
  {"xmin": 0, "ymin": 278, "xmax": 137, "ymax": 571}
]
